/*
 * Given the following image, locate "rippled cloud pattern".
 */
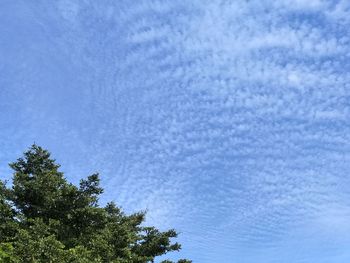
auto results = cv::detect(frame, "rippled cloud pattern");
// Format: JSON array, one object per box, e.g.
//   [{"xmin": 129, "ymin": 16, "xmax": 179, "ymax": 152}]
[{"xmin": 1, "ymin": 0, "xmax": 350, "ymax": 262}]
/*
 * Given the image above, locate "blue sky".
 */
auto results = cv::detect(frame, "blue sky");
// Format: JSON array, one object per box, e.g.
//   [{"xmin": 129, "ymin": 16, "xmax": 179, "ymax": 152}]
[{"xmin": 1, "ymin": 0, "xmax": 350, "ymax": 262}]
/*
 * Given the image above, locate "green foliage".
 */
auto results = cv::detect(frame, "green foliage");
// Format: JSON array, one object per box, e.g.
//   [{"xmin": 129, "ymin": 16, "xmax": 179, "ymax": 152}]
[
  {"xmin": 0, "ymin": 145, "xmax": 191, "ymax": 262},
  {"xmin": 0, "ymin": 243, "xmax": 18, "ymax": 263}
]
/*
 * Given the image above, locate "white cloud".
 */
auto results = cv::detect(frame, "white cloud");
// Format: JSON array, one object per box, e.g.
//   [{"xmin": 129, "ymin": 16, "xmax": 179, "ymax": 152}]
[{"xmin": 2, "ymin": 0, "xmax": 350, "ymax": 261}]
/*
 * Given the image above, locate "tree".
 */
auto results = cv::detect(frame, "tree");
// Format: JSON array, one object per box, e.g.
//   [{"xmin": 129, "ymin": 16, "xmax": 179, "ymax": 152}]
[{"xmin": 0, "ymin": 145, "xmax": 191, "ymax": 262}]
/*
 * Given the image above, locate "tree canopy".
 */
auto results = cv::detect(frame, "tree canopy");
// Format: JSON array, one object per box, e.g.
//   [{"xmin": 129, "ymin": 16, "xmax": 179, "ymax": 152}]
[{"xmin": 0, "ymin": 145, "xmax": 191, "ymax": 263}]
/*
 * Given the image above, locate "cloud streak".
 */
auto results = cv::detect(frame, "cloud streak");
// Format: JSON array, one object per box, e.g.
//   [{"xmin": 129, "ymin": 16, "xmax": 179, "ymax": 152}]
[{"xmin": 1, "ymin": 0, "xmax": 350, "ymax": 262}]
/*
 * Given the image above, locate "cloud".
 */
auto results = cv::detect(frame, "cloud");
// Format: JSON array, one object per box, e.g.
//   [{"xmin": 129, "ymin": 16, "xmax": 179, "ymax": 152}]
[{"xmin": 1, "ymin": 0, "xmax": 350, "ymax": 262}]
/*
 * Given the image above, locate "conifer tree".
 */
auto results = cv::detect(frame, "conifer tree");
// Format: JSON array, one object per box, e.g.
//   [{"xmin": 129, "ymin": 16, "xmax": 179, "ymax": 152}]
[{"xmin": 0, "ymin": 145, "xmax": 191, "ymax": 263}]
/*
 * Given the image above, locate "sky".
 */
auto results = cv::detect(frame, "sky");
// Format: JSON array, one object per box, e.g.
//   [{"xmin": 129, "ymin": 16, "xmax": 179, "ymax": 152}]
[{"xmin": 1, "ymin": 0, "xmax": 350, "ymax": 262}]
